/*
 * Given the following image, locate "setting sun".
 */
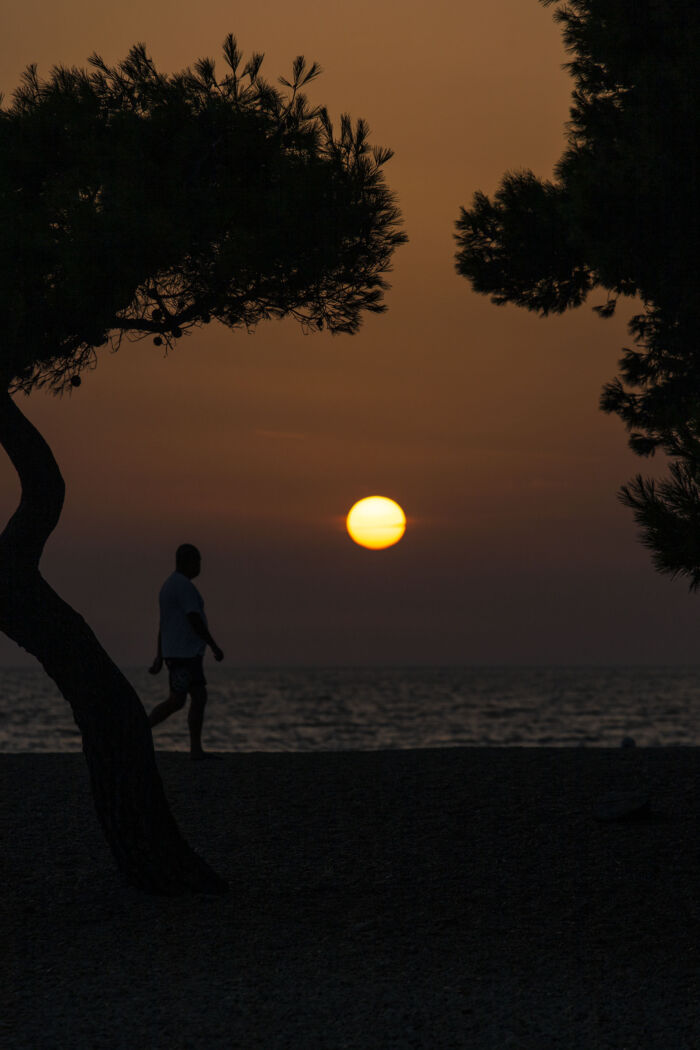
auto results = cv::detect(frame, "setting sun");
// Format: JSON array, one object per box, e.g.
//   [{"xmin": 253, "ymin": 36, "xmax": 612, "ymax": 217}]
[{"xmin": 346, "ymin": 496, "xmax": 406, "ymax": 550}]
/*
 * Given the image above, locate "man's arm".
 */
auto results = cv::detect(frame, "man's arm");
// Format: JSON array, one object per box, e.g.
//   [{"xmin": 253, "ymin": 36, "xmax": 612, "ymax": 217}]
[
  {"xmin": 148, "ymin": 630, "xmax": 163, "ymax": 674},
  {"xmin": 187, "ymin": 612, "xmax": 224, "ymax": 661}
]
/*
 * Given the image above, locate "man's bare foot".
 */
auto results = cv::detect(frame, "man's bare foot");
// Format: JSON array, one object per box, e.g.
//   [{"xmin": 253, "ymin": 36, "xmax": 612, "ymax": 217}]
[{"xmin": 190, "ymin": 750, "xmax": 220, "ymax": 761}]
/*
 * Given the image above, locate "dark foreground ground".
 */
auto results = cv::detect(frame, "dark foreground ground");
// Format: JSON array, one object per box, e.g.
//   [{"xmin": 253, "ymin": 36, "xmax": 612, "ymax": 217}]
[{"xmin": 4, "ymin": 748, "xmax": 700, "ymax": 1049}]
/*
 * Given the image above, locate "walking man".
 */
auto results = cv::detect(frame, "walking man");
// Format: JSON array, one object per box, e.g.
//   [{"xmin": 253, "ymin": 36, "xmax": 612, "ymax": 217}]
[{"xmin": 148, "ymin": 543, "xmax": 223, "ymax": 759}]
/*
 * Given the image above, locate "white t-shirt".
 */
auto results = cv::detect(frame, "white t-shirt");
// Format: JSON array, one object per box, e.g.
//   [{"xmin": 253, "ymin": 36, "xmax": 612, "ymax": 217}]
[{"xmin": 159, "ymin": 571, "xmax": 207, "ymax": 658}]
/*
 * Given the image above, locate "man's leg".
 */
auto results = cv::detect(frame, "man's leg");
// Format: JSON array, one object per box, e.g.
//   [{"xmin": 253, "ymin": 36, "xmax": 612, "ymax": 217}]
[
  {"xmin": 148, "ymin": 691, "xmax": 187, "ymax": 727},
  {"xmin": 188, "ymin": 685, "xmax": 208, "ymax": 759}
]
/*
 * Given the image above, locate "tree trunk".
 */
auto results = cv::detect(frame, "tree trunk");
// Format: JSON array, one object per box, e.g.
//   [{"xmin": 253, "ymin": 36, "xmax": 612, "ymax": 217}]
[{"xmin": 0, "ymin": 391, "xmax": 228, "ymax": 894}]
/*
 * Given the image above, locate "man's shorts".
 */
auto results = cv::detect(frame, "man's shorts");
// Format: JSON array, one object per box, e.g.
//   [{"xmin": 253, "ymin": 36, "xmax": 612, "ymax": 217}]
[{"xmin": 165, "ymin": 654, "xmax": 207, "ymax": 695}]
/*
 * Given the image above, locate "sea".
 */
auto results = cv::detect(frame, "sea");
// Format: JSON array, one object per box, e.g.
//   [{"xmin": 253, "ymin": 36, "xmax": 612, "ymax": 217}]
[{"xmin": 1, "ymin": 665, "xmax": 699, "ymax": 752}]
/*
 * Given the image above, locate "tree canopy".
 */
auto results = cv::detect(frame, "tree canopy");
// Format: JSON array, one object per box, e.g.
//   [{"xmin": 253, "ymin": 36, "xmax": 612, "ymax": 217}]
[
  {"xmin": 455, "ymin": 0, "xmax": 700, "ymax": 586},
  {"xmin": 0, "ymin": 35, "xmax": 406, "ymax": 394}
]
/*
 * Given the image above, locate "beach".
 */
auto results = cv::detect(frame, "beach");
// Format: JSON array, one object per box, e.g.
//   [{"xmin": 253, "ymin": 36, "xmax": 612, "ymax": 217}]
[{"xmin": 4, "ymin": 747, "xmax": 700, "ymax": 1048}]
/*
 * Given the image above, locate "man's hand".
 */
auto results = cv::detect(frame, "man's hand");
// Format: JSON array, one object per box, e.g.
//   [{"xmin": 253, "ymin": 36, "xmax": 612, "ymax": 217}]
[
  {"xmin": 211, "ymin": 644, "xmax": 224, "ymax": 662},
  {"xmin": 148, "ymin": 656, "xmax": 163, "ymax": 675}
]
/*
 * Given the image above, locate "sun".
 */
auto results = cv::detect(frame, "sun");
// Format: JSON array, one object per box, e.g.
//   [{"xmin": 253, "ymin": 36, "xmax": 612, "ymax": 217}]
[{"xmin": 346, "ymin": 496, "xmax": 406, "ymax": 550}]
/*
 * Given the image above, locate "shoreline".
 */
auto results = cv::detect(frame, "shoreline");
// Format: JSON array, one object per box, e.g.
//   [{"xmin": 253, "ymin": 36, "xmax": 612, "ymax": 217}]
[{"xmin": 6, "ymin": 748, "xmax": 700, "ymax": 1048}]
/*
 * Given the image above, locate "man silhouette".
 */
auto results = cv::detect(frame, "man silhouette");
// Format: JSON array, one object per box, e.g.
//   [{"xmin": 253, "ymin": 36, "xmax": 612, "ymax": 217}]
[{"xmin": 148, "ymin": 543, "xmax": 223, "ymax": 759}]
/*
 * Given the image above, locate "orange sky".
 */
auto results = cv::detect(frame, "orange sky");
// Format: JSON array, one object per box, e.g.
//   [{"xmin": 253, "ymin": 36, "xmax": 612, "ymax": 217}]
[{"xmin": 1, "ymin": 0, "xmax": 697, "ymax": 667}]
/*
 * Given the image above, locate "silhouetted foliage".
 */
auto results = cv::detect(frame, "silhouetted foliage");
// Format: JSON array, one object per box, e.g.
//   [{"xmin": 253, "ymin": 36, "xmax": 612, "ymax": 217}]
[
  {"xmin": 455, "ymin": 0, "xmax": 700, "ymax": 586},
  {"xmin": 1, "ymin": 36, "xmax": 406, "ymax": 393},
  {"xmin": 0, "ymin": 38, "xmax": 405, "ymax": 892}
]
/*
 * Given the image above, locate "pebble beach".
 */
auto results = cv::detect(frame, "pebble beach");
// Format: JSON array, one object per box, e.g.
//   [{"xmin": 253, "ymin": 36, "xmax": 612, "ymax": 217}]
[{"xmin": 5, "ymin": 747, "xmax": 700, "ymax": 1048}]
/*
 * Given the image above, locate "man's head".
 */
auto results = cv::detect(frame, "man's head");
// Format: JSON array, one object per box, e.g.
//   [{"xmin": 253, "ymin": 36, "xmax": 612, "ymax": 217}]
[{"xmin": 176, "ymin": 543, "xmax": 201, "ymax": 579}]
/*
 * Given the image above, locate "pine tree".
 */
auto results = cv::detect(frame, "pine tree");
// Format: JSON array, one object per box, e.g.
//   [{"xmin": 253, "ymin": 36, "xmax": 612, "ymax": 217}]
[
  {"xmin": 0, "ymin": 37, "xmax": 406, "ymax": 892},
  {"xmin": 455, "ymin": 0, "xmax": 700, "ymax": 586}
]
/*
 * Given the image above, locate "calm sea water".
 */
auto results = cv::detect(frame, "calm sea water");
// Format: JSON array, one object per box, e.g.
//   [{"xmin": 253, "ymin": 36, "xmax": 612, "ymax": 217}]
[{"xmin": 1, "ymin": 665, "xmax": 699, "ymax": 752}]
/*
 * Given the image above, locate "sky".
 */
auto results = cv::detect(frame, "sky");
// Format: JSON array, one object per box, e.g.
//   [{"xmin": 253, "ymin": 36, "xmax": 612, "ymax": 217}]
[{"xmin": 1, "ymin": 0, "xmax": 698, "ymax": 668}]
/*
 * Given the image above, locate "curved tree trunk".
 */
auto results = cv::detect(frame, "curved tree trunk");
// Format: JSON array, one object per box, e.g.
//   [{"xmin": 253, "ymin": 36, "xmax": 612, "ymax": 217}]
[{"xmin": 0, "ymin": 391, "xmax": 228, "ymax": 894}]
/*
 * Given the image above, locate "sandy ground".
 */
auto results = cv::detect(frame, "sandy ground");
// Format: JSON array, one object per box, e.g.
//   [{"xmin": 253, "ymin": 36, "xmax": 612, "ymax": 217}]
[{"xmin": 4, "ymin": 747, "xmax": 700, "ymax": 1049}]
